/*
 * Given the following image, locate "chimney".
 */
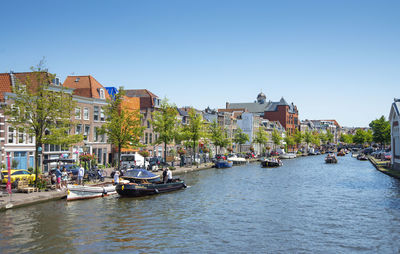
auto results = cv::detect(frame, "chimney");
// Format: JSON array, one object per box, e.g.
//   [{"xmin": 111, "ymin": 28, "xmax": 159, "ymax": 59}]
[{"xmin": 226, "ymin": 102, "xmax": 229, "ymax": 109}]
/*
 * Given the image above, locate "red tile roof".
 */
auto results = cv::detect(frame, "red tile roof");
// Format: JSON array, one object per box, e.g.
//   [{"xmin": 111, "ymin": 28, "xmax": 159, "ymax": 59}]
[
  {"xmin": 63, "ymin": 75, "xmax": 110, "ymax": 100},
  {"xmin": 0, "ymin": 73, "xmax": 12, "ymax": 101}
]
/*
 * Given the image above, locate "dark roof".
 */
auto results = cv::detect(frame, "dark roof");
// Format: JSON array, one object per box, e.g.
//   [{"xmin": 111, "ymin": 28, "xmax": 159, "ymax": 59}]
[
  {"xmin": 125, "ymin": 89, "xmax": 158, "ymax": 98},
  {"xmin": 177, "ymin": 108, "xmax": 189, "ymax": 116}
]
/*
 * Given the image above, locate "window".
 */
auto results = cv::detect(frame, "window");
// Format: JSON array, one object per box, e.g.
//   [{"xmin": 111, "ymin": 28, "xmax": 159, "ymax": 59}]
[
  {"xmin": 147, "ymin": 121, "xmax": 150, "ymax": 128},
  {"xmin": 100, "ymin": 107, "xmax": 105, "ymax": 121},
  {"xmin": 100, "ymin": 132, "xmax": 105, "ymax": 142},
  {"xmin": 75, "ymin": 107, "xmax": 81, "ymax": 119},
  {"xmin": 83, "ymin": 108, "xmax": 89, "ymax": 120},
  {"xmin": 18, "ymin": 128, "xmax": 25, "ymax": 144},
  {"xmin": 28, "ymin": 135, "xmax": 33, "ymax": 144},
  {"xmin": 93, "ymin": 106, "xmax": 99, "ymax": 121},
  {"xmin": 145, "ymin": 133, "xmax": 148, "ymax": 144},
  {"xmin": 149, "ymin": 133, "xmax": 153, "ymax": 144},
  {"xmin": 76, "ymin": 124, "xmax": 82, "ymax": 134},
  {"xmin": 94, "ymin": 127, "xmax": 99, "ymax": 142},
  {"xmin": 84, "ymin": 125, "xmax": 90, "ymax": 141},
  {"xmin": 100, "ymin": 89, "xmax": 105, "ymax": 99},
  {"xmin": 8, "ymin": 127, "xmax": 15, "ymax": 143}
]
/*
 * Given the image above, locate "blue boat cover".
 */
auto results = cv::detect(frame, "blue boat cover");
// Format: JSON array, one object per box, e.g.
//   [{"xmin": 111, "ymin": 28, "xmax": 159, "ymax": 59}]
[{"xmin": 123, "ymin": 169, "xmax": 159, "ymax": 180}]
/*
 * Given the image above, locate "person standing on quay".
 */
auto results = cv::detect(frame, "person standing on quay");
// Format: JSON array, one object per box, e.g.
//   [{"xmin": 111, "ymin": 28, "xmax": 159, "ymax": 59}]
[
  {"xmin": 78, "ymin": 165, "xmax": 85, "ymax": 185},
  {"xmin": 55, "ymin": 166, "xmax": 62, "ymax": 191},
  {"xmin": 61, "ymin": 167, "xmax": 68, "ymax": 189}
]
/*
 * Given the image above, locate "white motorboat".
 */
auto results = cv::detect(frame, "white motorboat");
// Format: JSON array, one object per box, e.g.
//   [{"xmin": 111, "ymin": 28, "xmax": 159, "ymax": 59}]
[
  {"xmin": 279, "ymin": 153, "xmax": 297, "ymax": 159},
  {"xmin": 227, "ymin": 155, "xmax": 247, "ymax": 165},
  {"xmin": 67, "ymin": 183, "xmax": 117, "ymax": 201}
]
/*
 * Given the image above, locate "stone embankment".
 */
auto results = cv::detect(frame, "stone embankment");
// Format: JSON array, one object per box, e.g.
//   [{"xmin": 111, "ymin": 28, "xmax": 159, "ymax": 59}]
[
  {"xmin": 368, "ymin": 156, "xmax": 400, "ymax": 179},
  {"xmin": 0, "ymin": 189, "xmax": 67, "ymax": 211}
]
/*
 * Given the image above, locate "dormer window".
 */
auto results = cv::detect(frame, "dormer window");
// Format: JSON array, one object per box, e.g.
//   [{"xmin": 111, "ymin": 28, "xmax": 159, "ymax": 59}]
[{"xmin": 100, "ymin": 89, "xmax": 105, "ymax": 99}]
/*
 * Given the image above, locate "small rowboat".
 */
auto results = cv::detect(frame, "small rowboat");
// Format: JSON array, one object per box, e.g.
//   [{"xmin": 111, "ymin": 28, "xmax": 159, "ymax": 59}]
[
  {"xmin": 67, "ymin": 183, "xmax": 116, "ymax": 201},
  {"xmin": 261, "ymin": 159, "xmax": 283, "ymax": 168}
]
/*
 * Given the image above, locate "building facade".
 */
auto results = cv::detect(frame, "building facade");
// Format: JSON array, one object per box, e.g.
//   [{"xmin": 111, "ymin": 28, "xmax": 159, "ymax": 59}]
[{"xmin": 390, "ymin": 98, "xmax": 400, "ymax": 170}]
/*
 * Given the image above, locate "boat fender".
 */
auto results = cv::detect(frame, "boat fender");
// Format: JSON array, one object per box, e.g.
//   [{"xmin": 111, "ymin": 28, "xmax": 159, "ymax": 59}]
[
  {"xmin": 155, "ymin": 188, "xmax": 159, "ymax": 193},
  {"xmin": 183, "ymin": 183, "xmax": 187, "ymax": 188},
  {"xmin": 102, "ymin": 187, "xmax": 108, "ymax": 196},
  {"xmin": 121, "ymin": 185, "xmax": 124, "ymax": 190}
]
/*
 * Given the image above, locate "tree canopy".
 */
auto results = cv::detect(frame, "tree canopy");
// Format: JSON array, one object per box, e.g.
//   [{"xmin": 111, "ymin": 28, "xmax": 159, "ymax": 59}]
[
  {"xmin": 369, "ymin": 116, "xmax": 391, "ymax": 146},
  {"xmin": 234, "ymin": 127, "xmax": 249, "ymax": 152}
]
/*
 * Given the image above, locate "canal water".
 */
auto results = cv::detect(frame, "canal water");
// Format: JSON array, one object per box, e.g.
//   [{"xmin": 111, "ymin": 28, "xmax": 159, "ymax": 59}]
[{"xmin": 1, "ymin": 155, "xmax": 400, "ymax": 253}]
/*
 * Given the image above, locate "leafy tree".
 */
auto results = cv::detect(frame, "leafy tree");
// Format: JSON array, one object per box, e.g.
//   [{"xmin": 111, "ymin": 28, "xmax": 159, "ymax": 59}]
[
  {"xmin": 184, "ymin": 108, "xmax": 206, "ymax": 163},
  {"xmin": 233, "ymin": 127, "xmax": 249, "ymax": 153},
  {"xmin": 4, "ymin": 61, "xmax": 81, "ymax": 185},
  {"xmin": 365, "ymin": 129, "xmax": 373, "ymax": 145},
  {"xmin": 340, "ymin": 133, "xmax": 353, "ymax": 144},
  {"xmin": 311, "ymin": 132, "xmax": 321, "ymax": 147},
  {"xmin": 253, "ymin": 127, "xmax": 269, "ymax": 155},
  {"xmin": 293, "ymin": 129, "xmax": 303, "ymax": 149},
  {"xmin": 353, "ymin": 129, "xmax": 367, "ymax": 145},
  {"xmin": 284, "ymin": 135, "xmax": 295, "ymax": 152},
  {"xmin": 208, "ymin": 120, "xmax": 230, "ymax": 154},
  {"xmin": 319, "ymin": 132, "xmax": 327, "ymax": 145},
  {"xmin": 101, "ymin": 87, "xmax": 144, "ymax": 170},
  {"xmin": 271, "ymin": 129, "xmax": 282, "ymax": 151},
  {"xmin": 369, "ymin": 116, "xmax": 391, "ymax": 147},
  {"xmin": 326, "ymin": 130, "xmax": 334, "ymax": 144},
  {"xmin": 303, "ymin": 131, "xmax": 313, "ymax": 151},
  {"xmin": 152, "ymin": 99, "xmax": 179, "ymax": 162}
]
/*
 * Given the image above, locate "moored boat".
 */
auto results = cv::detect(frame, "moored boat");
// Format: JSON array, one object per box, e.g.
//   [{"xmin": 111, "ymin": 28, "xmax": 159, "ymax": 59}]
[
  {"xmin": 325, "ymin": 154, "xmax": 338, "ymax": 164},
  {"xmin": 357, "ymin": 154, "xmax": 368, "ymax": 161},
  {"xmin": 215, "ymin": 160, "xmax": 233, "ymax": 168},
  {"xmin": 261, "ymin": 158, "xmax": 283, "ymax": 168},
  {"xmin": 67, "ymin": 183, "xmax": 116, "ymax": 201},
  {"xmin": 337, "ymin": 150, "xmax": 346, "ymax": 156},
  {"xmin": 279, "ymin": 153, "xmax": 297, "ymax": 159},
  {"xmin": 116, "ymin": 169, "xmax": 186, "ymax": 197},
  {"xmin": 227, "ymin": 155, "xmax": 247, "ymax": 165}
]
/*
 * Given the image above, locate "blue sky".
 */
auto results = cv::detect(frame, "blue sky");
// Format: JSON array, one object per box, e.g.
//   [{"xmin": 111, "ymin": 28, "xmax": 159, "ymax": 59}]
[{"xmin": 0, "ymin": 0, "xmax": 399, "ymax": 127}]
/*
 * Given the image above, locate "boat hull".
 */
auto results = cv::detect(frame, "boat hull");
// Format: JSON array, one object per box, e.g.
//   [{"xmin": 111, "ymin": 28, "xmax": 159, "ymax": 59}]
[
  {"xmin": 261, "ymin": 160, "xmax": 282, "ymax": 168},
  {"xmin": 116, "ymin": 181, "xmax": 186, "ymax": 197},
  {"xmin": 215, "ymin": 160, "xmax": 233, "ymax": 168},
  {"xmin": 67, "ymin": 184, "xmax": 116, "ymax": 201},
  {"xmin": 279, "ymin": 153, "xmax": 296, "ymax": 159}
]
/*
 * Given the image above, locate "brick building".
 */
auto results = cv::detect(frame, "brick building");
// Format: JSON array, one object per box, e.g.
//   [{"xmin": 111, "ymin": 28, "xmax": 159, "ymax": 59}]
[
  {"xmin": 63, "ymin": 75, "xmax": 111, "ymax": 167},
  {"xmin": 264, "ymin": 97, "xmax": 299, "ymax": 135}
]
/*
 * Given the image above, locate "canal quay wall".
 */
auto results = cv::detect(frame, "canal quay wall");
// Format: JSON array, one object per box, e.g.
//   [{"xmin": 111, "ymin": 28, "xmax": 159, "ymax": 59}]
[
  {"xmin": 0, "ymin": 159, "xmax": 262, "ymax": 212},
  {"xmin": 368, "ymin": 156, "xmax": 400, "ymax": 179},
  {"xmin": 0, "ymin": 189, "xmax": 67, "ymax": 211}
]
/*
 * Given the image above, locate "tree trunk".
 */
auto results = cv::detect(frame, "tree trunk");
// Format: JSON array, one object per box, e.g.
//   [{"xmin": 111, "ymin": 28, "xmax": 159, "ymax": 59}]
[
  {"xmin": 117, "ymin": 144, "xmax": 121, "ymax": 170},
  {"xmin": 164, "ymin": 142, "xmax": 167, "ymax": 165},
  {"xmin": 34, "ymin": 142, "xmax": 39, "ymax": 186}
]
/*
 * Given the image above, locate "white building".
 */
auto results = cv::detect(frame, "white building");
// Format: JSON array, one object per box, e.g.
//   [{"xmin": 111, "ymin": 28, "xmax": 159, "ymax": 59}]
[{"xmin": 389, "ymin": 98, "xmax": 400, "ymax": 170}]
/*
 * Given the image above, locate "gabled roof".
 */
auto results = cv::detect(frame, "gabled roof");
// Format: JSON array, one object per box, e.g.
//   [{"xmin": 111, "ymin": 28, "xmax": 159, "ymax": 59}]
[
  {"xmin": 63, "ymin": 75, "xmax": 110, "ymax": 100},
  {"xmin": 177, "ymin": 108, "xmax": 189, "ymax": 117},
  {"xmin": 125, "ymin": 89, "xmax": 158, "ymax": 98},
  {"xmin": 0, "ymin": 73, "xmax": 12, "ymax": 101},
  {"xmin": 390, "ymin": 98, "xmax": 400, "ymax": 121},
  {"xmin": 227, "ymin": 102, "xmax": 270, "ymax": 114},
  {"xmin": 278, "ymin": 97, "xmax": 288, "ymax": 106}
]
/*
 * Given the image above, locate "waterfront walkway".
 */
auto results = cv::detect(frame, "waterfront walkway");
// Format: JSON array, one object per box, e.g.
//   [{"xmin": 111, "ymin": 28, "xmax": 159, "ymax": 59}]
[{"xmin": 0, "ymin": 189, "xmax": 67, "ymax": 211}]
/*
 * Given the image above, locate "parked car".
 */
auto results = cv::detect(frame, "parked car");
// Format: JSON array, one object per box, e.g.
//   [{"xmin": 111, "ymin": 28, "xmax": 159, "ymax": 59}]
[
  {"xmin": 1, "ymin": 169, "xmax": 36, "ymax": 184},
  {"xmin": 51, "ymin": 164, "xmax": 80, "ymax": 176},
  {"xmin": 361, "ymin": 147, "xmax": 375, "ymax": 155},
  {"xmin": 381, "ymin": 152, "xmax": 392, "ymax": 161}
]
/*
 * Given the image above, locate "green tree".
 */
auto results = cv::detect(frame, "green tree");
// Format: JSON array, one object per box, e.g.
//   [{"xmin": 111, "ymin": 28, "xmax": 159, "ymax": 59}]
[
  {"xmin": 293, "ymin": 129, "xmax": 303, "ymax": 149},
  {"xmin": 353, "ymin": 129, "xmax": 367, "ymax": 145},
  {"xmin": 271, "ymin": 129, "xmax": 282, "ymax": 151},
  {"xmin": 319, "ymin": 132, "xmax": 328, "ymax": 145},
  {"xmin": 208, "ymin": 120, "xmax": 229, "ymax": 154},
  {"xmin": 253, "ymin": 127, "xmax": 269, "ymax": 155},
  {"xmin": 234, "ymin": 128, "xmax": 249, "ymax": 153},
  {"xmin": 311, "ymin": 132, "xmax": 321, "ymax": 147},
  {"xmin": 284, "ymin": 135, "xmax": 295, "ymax": 152},
  {"xmin": 369, "ymin": 116, "xmax": 391, "ymax": 147},
  {"xmin": 340, "ymin": 133, "xmax": 353, "ymax": 144},
  {"xmin": 326, "ymin": 130, "xmax": 334, "ymax": 144},
  {"xmin": 4, "ymin": 61, "xmax": 81, "ymax": 185},
  {"xmin": 152, "ymin": 99, "xmax": 179, "ymax": 162},
  {"xmin": 303, "ymin": 131, "xmax": 313, "ymax": 151},
  {"xmin": 101, "ymin": 87, "xmax": 144, "ymax": 170},
  {"xmin": 184, "ymin": 108, "xmax": 206, "ymax": 163}
]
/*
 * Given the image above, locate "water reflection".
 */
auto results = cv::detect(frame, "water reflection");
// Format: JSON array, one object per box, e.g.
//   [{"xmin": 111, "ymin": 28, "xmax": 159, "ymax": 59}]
[{"xmin": 1, "ymin": 155, "xmax": 400, "ymax": 253}]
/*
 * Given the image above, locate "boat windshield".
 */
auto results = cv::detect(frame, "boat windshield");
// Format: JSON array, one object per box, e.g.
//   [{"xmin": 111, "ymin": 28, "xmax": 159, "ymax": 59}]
[{"xmin": 123, "ymin": 169, "xmax": 159, "ymax": 180}]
